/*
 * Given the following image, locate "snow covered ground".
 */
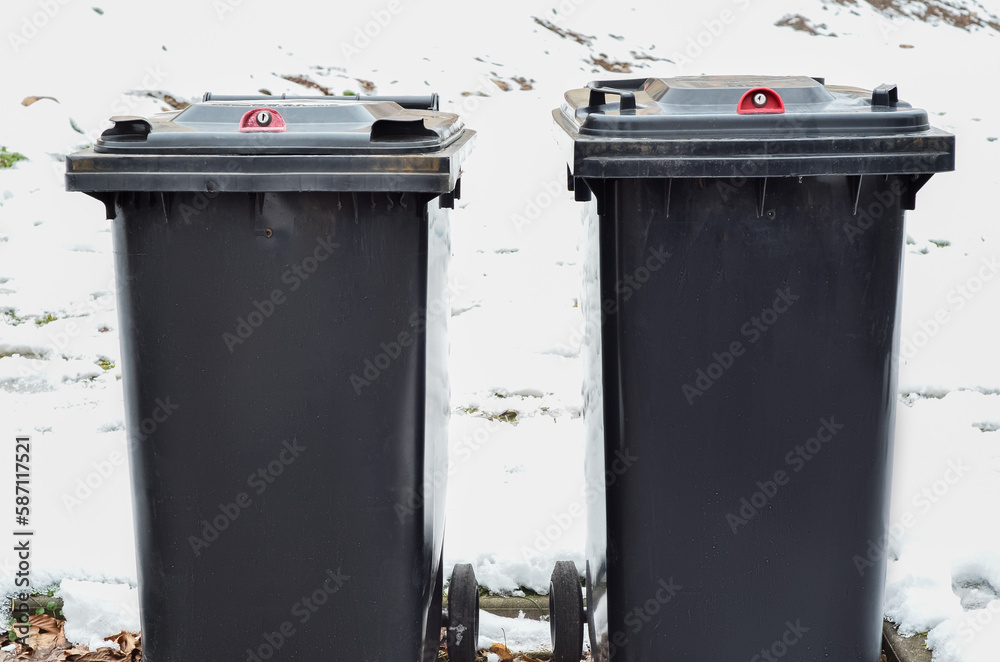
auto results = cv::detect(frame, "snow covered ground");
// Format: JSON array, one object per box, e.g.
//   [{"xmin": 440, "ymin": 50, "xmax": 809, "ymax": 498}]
[{"xmin": 1, "ymin": 0, "xmax": 998, "ymax": 658}]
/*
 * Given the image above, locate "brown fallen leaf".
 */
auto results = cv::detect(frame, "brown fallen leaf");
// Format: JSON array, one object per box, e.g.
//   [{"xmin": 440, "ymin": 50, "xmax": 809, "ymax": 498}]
[
  {"xmin": 106, "ymin": 631, "xmax": 140, "ymax": 656},
  {"xmin": 522, "ymin": 656, "xmax": 545, "ymax": 662},
  {"xmin": 489, "ymin": 642, "xmax": 514, "ymax": 661},
  {"xmin": 17, "ymin": 612, "xmax": 70, "ymax": 657},
  {"xmin": 22, "ymin": 96, "xmax": 59, "ymax": 106},
  {"xmin": 63, "ymin": 648, "xmax": 126, "ymax": 661}
]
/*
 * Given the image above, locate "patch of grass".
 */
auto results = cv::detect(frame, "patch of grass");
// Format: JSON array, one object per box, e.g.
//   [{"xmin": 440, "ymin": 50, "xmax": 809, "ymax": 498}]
[
  {"xmin": 3, "ymin": 309, "xmax": 23, "ymax": 326},
  {"xmin": 35, "ymin": 313, "xmax": 58, "ymax": 326},
  {"xmin": 341, "ymin": 90, "xmax": 357, "ymax": 96},
  {"xmin": 930, "ymin": 239, "xmax": 951, "ymax": 248},
  {"xmin": 97, "ymin": 358, "xmax": 115, "ymax": 370},
  {"xmin": 0, "ymin": 147, "xmax": 27, "ymax": 169},
  {"xmin": 488, "ymin": 410, "xmax": 518, "ymax": 424},
  {"xmin": 92, "ymin": 6, "xmax": 104, "ymax": 14},
  {"xmin": 0, "ymin": 350, "xmax": 44, "ymax": 361},
  {"xmin": 458, "ymin": 406, "xmax": 479, "ymax": 415}
]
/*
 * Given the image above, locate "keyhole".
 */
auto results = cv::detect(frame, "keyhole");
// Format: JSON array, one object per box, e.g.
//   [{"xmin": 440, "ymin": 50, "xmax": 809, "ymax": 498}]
[
  {"xmin": 256, "ymin": 111, "xmax": 272, "ymax": 126},
  {"xmin": 753, "ymin": 93, "xmax": 767, "ymax": 108}
]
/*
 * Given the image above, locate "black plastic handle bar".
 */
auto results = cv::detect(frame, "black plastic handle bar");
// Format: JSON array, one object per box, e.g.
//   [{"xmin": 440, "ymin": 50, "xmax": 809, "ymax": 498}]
[{"xmin": 587, "ymin": 87, "xmax": 637, "ymax": 113}]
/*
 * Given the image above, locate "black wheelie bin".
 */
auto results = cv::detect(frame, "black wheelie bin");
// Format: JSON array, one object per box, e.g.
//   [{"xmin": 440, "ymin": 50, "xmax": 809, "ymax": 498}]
[
  {"xmin": 66, "ymin": 94, "xmax": 481, "ymax": 662},
  {"xmin": 546, "ymin": 75, "xmax": 954, "ymax": 662}
]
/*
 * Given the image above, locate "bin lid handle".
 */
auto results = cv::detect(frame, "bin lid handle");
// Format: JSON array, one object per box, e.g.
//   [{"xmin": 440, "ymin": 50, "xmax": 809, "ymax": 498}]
[
  {"xmin": 587, "ymin": 87, "xmax": 637, "ymax": 114},
  {"xmin": 101, "ymin": 117, "xmax": 152, "ymax": 142}
]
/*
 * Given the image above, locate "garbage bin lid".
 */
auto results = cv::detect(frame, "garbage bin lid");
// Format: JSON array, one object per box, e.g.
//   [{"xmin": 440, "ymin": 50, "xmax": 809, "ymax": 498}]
[
  {"xmin": 94, "ymin": 98, "xmax": 465, "ymax": 155},
  {"xmin": 554, "ymin": 76, "xmax": 954, "ymax": 178},
  {"xmin": 66, "ymin": 96, "xmax": 475, "ymax": 194}
]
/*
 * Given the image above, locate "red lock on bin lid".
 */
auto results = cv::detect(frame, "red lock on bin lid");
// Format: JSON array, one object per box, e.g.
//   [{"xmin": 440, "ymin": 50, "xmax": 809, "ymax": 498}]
[
  {"xmin": 239, "ymin": 108, "xmax": 286, "ymax": 132},
  {"xmin": 737, "ymin": 87, "xmax": 785, "ymax": 114}
]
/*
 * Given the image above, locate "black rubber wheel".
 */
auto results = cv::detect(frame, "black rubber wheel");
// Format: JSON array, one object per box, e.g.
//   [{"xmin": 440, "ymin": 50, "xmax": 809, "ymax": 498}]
[
  {"xmin": 447, "ymin": 564, "xmax": 479, "ymax": 662},
  {"xmin": 549, "ymin": 560, "xmax": 584, "ymax": 662}
]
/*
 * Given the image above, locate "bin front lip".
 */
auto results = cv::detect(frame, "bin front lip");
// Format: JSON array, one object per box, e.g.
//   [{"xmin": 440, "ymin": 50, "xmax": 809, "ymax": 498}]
[
  {"xmin": 66, "ymin": 129, "xmax": 475, "ymax": 194},
  {"xmin": 554, "ymin": 110, "xmax": 955, "ymax": 178}
]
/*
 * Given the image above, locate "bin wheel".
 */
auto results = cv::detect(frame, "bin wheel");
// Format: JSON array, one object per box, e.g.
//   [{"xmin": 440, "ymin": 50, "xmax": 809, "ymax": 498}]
[
  {"xmin": 447, "ymin": 564, "xmax": 479, "ymax": 662},
  {"xmin": 549, "ymin": 561, "xmax": 584, "ymax": 662}
]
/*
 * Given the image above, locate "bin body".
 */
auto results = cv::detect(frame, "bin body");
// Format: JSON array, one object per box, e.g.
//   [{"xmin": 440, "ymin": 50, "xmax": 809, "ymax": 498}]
[
  {"xmin": 554, "ymin": 76, "xmax": 954, "ymax": 662},
  {"xmin": 67, "ymin": 98, "xmax": 473, "ymax": 662}
]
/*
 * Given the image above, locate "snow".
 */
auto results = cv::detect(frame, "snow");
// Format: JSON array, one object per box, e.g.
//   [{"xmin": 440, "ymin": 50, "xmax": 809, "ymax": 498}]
[
  {"xmin": 478, "ymin": 610, "xmax": 567, "ymax": 653},
  {"xmin": 1, "ymin": 0, "xmax": 998, "ymax": 658},
  {"xmin": 59, "ymin": 579, "xmax": 140, "ymax": 651}
]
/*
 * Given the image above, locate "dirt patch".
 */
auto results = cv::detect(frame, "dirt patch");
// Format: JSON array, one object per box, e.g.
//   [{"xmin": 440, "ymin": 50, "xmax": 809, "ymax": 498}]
[
  {"xmin": 356, "ymin": 79, "xmax": 376, "ymax": 93},
  {"xmin": 144, "ymin": 92, "xmax": 188, "ymax": 110},
  {"xmin": 775, "ymin": 14, "xmax": 837, "ymax": 36},
  {"xmin": 532, "ymin": 16, "xmax": 594, "ymax": 46},
  {"xmin": 280, "ymin": 74, "xmax": 333, "ymax": 96},
  {"xmin": 512, "ymin": 76, "xmax": 535, "ymax": 91},
  {"xmin": 835, "ymin": 0, "xmax": 1000, "ymax": 32},
  {"xmin": 590, "ymin": 55, "xmax": 632, "ymax": 74},
  {"xmin": 631, "ymin": 50, "xmax": 674, "ymax": 63}
]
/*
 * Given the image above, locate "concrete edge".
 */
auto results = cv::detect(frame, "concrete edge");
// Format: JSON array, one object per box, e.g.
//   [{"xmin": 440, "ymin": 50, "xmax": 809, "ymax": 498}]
[
  {"xmin": 469, "ymin": 597, "xmax": 935, "ymax": 662},
  {"xmin": 883, "ymin": 619, "xmax": 933, "ymax": 662}
]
